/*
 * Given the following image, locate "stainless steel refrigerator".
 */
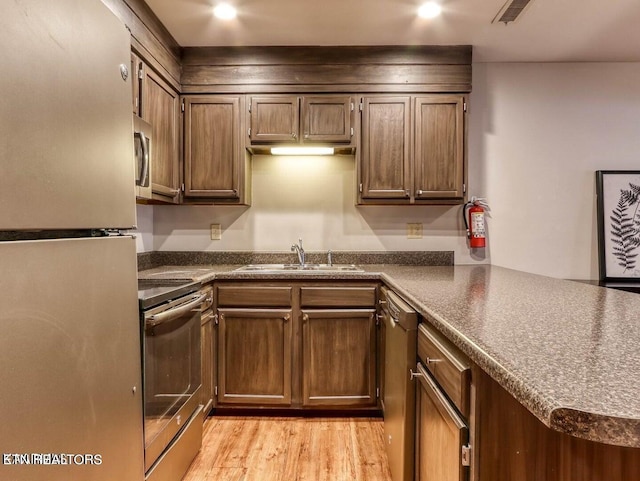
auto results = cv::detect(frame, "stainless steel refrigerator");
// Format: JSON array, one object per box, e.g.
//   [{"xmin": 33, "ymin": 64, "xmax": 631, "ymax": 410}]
[{"xmin": 0, "ymin": 1, "xmax": 144, "ymax": 480}]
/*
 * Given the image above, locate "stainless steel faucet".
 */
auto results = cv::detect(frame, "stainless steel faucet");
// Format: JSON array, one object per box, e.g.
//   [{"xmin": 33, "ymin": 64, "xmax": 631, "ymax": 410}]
[{"xmin": 291, "ymin": 238, "xmax": 305, "ymax": 266}]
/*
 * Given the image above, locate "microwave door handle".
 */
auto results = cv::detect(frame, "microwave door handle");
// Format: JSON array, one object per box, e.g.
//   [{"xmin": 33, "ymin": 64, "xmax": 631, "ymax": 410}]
[
  {"xmin": 139, "ymin": 131, "xmax": 149, "ymax": 187},
  {"xmin": 146, "ymin": 293, "xmax": 207, "ymax": 327}
]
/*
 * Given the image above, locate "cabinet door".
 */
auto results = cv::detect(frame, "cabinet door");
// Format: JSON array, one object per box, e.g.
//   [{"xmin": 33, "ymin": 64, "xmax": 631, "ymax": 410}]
[
  {"xmin": 201, "ymin": 310, "xmax": 214, "ymax": 418},
  {"xmin": 301, "ymin": 96, "xmax": 353, "ymax": 143},
  {"xmin": 249, "ymin": 96, "xmax": 299, "ymax": 143},
  {"xmin": 415, "ymin": 363, "xmax": 469, "ymax": 481},
  {"xmin": 360, "ymin": 96, "xmax": 411, "ymax": 200},
  {"xmin": 217, "ymin": 308, "xmax": 292, "ymax": 405},
  {"xmin": 301, "ymin": 309, "xmax": 376, "ymax": 407},
  {"xmin": 141, "ymin": 64, "xmax": 181, "ymax": 203},
  {"xmin": 414, "ymin": 96, "xmax": 465, "ymax": 200},
  {"xmin": 183, "ymin": 96, "xmax": 242, "ymax": 199}
]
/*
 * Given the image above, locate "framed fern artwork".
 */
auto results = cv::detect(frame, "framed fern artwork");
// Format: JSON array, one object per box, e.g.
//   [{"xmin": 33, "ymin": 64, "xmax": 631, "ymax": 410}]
[{"xmin": 596, "ymin": 170, "xmax": 640, "ymax": 281}]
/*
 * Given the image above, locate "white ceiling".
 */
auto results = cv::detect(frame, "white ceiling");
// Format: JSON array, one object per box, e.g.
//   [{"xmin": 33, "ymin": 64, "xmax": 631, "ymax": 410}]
[{"xmin": 144, "ymin": 0, "xmax": 640, "ymax": 62}]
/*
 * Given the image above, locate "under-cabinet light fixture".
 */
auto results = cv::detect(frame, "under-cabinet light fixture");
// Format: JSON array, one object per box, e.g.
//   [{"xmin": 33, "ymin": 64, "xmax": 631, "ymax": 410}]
[
  {"xmin": 213, "ymin": 3, "xmax": 237, "ymax": 20},
  {"xmin": 418, "ymin": 2, "xmax": 442, "ymax": 18},
  {"xmin": 270, "ymin": 147, "xmax": 335, "ymax": 156}
]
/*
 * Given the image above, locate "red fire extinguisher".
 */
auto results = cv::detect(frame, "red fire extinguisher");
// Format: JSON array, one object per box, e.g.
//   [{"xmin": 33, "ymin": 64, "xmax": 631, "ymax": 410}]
[{"xmin": 463, "ymin": 197, "xmax": 488, "ymax": 248}]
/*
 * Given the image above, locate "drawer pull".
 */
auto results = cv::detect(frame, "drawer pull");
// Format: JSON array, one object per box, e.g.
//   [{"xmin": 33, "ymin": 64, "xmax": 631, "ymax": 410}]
[
  {"xmin": 426, "ymin": 357, "xmax": 442, "ymax": 365},
  {"xmin": 409, "ymin": 369, "xmax": 424, "ymax": 380}
]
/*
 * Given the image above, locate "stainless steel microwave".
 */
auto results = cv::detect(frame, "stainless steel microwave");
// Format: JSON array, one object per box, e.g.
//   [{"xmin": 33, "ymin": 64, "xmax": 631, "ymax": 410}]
[{"xmin": 133, "ymin": 116, "xmax": 152, "ymax": 200}]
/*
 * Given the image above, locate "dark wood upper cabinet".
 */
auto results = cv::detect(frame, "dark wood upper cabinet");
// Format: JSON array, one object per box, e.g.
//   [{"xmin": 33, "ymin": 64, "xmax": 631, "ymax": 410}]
[
  {"xmin": 360, "ymin": 96, "xmax": 411, "ymax": 200},
  {"xmin": 301, "ymin": 96, "xmax": 353, "ymax": 143},
  {"xmin": 183, "ymin": 95, "xmax": 248, "ymax": 203},
  {"xmin": 359, "ymin": 94, "xmax": 466, "ymax": 205},
  {"xmin": 248, "ymin": 96, "xmax": 300, "ymax": 143},
  {"xmin": 128, "ymin": 41, "xmax": 471, "ymax": 206},
  {"xmin": 139, "ymin": 62, "xmax": 181, "ymax": 203},
  {"xmin": 414, "ymin": 96, "xmax": 465, "ymax": 200},
  {"xmin": 248, "ymin": 95, "xmax": 355, "ymax": 149}
]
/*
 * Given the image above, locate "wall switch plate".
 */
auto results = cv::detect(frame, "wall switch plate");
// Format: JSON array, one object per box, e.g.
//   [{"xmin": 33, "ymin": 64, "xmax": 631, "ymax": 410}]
[
  {"xmin": 407, "ymin": 223, "xmax": 423, "ymax": 239},
  {"xmin": 210, "ymin": 224, "xmax": 221, "ymax": 240}
]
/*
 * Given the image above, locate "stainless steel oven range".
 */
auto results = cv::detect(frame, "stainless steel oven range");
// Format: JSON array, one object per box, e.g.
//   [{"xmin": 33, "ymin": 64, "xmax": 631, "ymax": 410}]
[{"xmin": 138, "ymin": 280, "xmax": 205, "ymax": 481}]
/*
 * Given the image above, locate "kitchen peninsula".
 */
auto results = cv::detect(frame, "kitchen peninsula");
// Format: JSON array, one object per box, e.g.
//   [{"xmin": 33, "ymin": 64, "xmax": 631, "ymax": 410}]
[{"xmin": 139, "ymin": 257, "xmax": 640, "ymax": 481}]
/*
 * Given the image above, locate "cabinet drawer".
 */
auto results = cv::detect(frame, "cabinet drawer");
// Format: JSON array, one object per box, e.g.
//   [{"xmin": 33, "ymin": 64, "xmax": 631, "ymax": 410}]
[
  {"xmin": 417, "ymin": 322, "xmax": 470, "ymax": 417},
  {"xmin": 300, "ymin": 286, "xmax": 376, "ymax": 308},
  {"xmin": 217, "ymin": 286, "xmax": 292, "ymax": 307}
]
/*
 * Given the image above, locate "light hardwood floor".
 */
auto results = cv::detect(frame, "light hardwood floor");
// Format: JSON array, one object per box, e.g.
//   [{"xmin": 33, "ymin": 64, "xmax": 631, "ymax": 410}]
[{"xmin": 183, "ymin": 416, "xmax": 393, "ymax": 481}]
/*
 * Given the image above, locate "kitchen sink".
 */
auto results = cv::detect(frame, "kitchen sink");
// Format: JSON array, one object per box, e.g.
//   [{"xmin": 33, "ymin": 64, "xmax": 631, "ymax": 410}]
[{"xmin": 234, "ymin": 264, "xmax": 364, "ymax": 273}]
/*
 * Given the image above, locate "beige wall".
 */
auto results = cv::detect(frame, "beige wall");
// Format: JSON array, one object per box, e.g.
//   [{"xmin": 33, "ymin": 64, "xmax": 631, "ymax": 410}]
[
  {"xmin": 147, "ymin": 155, "xmax": 476, "ymax": 262},
  {"xmin": 135, "ymin": 61, "xmax": 640, "ymax": 279}
]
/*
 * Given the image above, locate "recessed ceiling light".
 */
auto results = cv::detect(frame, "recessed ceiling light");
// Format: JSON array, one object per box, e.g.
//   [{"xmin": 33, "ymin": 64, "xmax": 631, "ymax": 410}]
[
  {"xmin": 213, "ymin": 3, "xmax": 237, "ymax": 20},
  {"xmin": 418, "ymin": 2, "xmax": 442, "ymax": 19}
]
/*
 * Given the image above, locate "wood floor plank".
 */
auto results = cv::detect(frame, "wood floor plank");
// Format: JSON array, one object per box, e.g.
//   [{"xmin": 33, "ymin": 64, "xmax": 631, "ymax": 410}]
[
  {"xmin": 350, "ymin": 418, "xmax": 393, "ymax": 481},
  {"xmin": 297, "ymin": 418, "xmax": 357, "ymax": 481},
  {"xmin": 182, "ymin": 417, "xmax": 392, "ymax": 481}
]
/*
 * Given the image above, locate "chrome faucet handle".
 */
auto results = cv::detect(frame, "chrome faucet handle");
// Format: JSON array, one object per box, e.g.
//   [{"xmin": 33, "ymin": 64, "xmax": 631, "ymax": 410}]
[
  {"xmin": 291, "ymin": 239, "xmax": 305, "ymax": 266},
  {"xmin": 327, "ymin": 249, "xmax": 333, "ymax": 266}
]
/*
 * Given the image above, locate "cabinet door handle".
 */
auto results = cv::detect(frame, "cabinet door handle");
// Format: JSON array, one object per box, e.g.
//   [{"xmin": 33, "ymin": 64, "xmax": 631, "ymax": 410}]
[
  {"xmin": 409, "ymin": 369, "xmax": 424, "ymax": 380},
  {"xmin": 404, "ymin": 189, "xmax": 410, "ymax": 198},
  {"xmin": 292, "ymin": 132, "xmax": 297, "ymax": 139},
  {"xmin": 284, "ymin": 313, "xmax": 290, "ymax": 321},
  {"xmin": 303, "ymin": 313, "xmax": 309, "ymax": 322}
]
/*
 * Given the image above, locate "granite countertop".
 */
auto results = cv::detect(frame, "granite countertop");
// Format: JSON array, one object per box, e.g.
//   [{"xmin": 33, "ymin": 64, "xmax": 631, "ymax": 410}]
[{"xmin": 137, "ymin": 263, "xmax": 640, "ymax": 448}]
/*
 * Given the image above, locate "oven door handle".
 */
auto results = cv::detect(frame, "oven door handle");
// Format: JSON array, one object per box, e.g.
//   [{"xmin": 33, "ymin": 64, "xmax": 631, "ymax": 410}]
[{"xmin": 146, "ymin": 293, "xmax": 207, "ymax": 327}]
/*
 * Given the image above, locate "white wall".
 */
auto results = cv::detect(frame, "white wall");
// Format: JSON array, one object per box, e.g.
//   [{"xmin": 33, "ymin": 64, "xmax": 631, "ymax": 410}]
[
  {"xmin": 152, "ymin": 155, "xmax": 477, "ymax": 262},
  {"xmin": 469, "ymin": 62, "xmax": 640, "ymax": 279}
]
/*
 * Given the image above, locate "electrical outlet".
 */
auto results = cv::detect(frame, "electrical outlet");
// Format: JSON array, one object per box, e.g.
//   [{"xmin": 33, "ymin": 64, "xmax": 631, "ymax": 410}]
[
  {"xmin": 210, "ymin": 224, "xmax": 221, "ymax": 240},
  {"xmin": 407, "ymin": 223, "xmax": 423, "ymax": 239}
]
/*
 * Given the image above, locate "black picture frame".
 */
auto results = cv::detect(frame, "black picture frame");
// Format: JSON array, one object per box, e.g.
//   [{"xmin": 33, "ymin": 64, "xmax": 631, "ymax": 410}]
[{"xmin": 596, "ymin": 170, "xmax": 640, "ymax": 281}]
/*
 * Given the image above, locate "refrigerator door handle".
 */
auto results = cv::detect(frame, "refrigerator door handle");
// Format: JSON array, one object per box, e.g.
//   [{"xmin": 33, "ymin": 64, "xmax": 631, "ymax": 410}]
[
  {"xmin": 147, "ymin": 293, "xmax": 207, "ymax": 327},
  {"xmin": 139, "ymin": 131, "xmax": 150, "ymax": 188}
]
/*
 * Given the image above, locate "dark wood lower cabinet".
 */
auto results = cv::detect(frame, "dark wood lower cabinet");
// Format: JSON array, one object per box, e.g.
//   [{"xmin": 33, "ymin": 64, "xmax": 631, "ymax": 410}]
[
  {"xmin": 474, "ymin": 367, "xmax": 640, "ymax": 481},
  {"xmin": 213, "ymin": 281, "xmax": 379, "ymax": 410},
  {"xmin": 415, "ymin": 363, "xmax": 469, "ymax": 481},
  {"xmin": 217, "ymin": 308, "xmax": 292, "ymax": 406},
  {"xmin": 200, "ymin": 310, "xmax": 215, "ymax": 417},
  {"xmin": 200, "ymin": 285, "xmax": 215, "ymax": 419},
  {"xmin": 301, "ymin": 309, "xmax": 377, "ymax": 407}
]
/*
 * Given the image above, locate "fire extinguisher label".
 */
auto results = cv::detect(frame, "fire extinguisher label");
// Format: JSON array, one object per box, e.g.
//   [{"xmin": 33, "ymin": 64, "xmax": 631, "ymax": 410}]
[{"xmin": 471, "ymin": 212, "xmax": 485, "ymax": 238}]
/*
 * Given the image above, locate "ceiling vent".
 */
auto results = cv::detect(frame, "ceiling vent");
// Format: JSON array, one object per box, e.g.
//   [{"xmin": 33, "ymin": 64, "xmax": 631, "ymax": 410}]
[{"xmin": 492, "ymin": 0, "xmax": 535, "ymax": 24}]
